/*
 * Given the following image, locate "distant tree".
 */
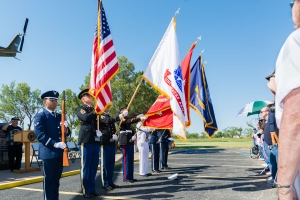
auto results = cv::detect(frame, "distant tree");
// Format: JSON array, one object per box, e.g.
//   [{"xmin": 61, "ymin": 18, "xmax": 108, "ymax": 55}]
[
  {"xmin": 222, "ymin": 126, "xmax": 240, "ymax": 138},
  {"xmin": 236, "ymin": 127, "xmax": 243, "ymax": 138},
  {"xmin": 0, "ymin": 81, "xmax": 43, "ymax": 130},
  {"xmin": 246, "ymin": 121, "xmax": 255, "ymax": 128},
  {"xmin": 186, "ymin": 132, "xmax": 199, "ymax": 139},
  {"xmin": 215, "ymin": 131, "xmax": 224, "ymax": 138},
  {"xmin": 81, "ymin": 56, "xmax": 158, "ymax": 118},
  {"xmin": 200, "ymin": 132, "xmax": 206, "ymax": 138},
  {"xmin": 243, "ymin": 127, "xmax": 253, "ymax": 138}
]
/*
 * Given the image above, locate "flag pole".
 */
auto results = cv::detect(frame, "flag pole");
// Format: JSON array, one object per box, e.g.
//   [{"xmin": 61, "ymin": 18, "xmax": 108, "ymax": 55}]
[{"xmin": 115, "ymin": 78, "xmax": 144, "ymax": 134}]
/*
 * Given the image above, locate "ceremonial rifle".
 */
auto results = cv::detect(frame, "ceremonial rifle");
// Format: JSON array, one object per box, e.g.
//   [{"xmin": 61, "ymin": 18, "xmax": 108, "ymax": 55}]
[{"xmin": 61, "ymin": 90, "xmax": 70, "ymax": 166}]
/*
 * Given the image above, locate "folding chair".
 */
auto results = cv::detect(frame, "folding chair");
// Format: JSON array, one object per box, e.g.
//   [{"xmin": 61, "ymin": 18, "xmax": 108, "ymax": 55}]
[
  {"xmin": 30, "ymin": 142, "xmax": 42, "ymax": 167},
  {"xmin": 67, "ymin": 142, "xmax": 80, "ymax": 163}
]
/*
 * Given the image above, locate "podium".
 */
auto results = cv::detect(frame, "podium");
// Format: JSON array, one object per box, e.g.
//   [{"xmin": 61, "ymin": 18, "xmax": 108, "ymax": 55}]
[{"xmin": 13, "ymin": 131, "xmax": 40, "ymax": 173}]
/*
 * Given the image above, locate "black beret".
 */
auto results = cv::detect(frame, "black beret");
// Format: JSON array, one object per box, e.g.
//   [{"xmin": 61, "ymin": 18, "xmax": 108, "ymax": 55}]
[
  {"xmin": 78, "ymin": 89, "xmax": 91, "ymax": 99},
  {"xmin": 11, "ymin": 117, "xmax": 20, "ymax": 121},
  {"xmin": 41, "ymin": 90, "xmax": 59, "ymax": 100}
]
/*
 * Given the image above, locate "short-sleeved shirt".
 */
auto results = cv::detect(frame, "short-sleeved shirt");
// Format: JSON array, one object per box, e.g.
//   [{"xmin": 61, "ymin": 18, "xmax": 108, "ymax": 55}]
[
  {"xmin": 275, "ymin": 28, "xmax": 300, "ymax": 128},
  {"xmin": 4, "ymin": 125, "xmax": 23, "ymax": 146},
  {"xmin": 263, "ymin": 120, "xmax": 272, "ymax": 146}
]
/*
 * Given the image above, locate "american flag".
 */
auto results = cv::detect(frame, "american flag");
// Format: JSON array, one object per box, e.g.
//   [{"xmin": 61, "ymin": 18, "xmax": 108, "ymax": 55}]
[{"xmin": 89, "ymin": 0, "xmax": 118, "ymax": 113}]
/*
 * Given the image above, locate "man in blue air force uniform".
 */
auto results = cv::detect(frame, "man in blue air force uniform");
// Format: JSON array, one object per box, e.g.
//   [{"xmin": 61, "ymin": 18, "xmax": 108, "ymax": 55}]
[
  {"xmin": 157, "ymin": 129, "xmax": 173, "ymax": 170},
  {"xmin": 34, "ymin": 90, "xmax": 71, "ymax": 200},
  {"xmin": 99, "ymin": 106, "xmax": 127, "ymax": 190},
  {"xmin": 76, "ymin": 89, "xmax": 102, "ymax": 198}
]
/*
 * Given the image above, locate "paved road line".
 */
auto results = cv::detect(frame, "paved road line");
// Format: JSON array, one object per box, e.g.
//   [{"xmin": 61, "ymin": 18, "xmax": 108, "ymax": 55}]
[
  {"xmin": 169, "ymin": 157, "xmax": 261, "ymax": 161},
  {"xmin": 13, "ymin": 187, "xmax": 139, "ymax": 200},
  {"xmin": 168, "ymin": 162, "xmax": 263, "ymax": 168}
]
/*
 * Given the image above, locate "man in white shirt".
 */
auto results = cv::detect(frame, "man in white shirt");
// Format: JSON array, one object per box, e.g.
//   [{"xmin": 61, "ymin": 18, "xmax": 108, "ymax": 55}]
[{"xmin": 272, "ymin": 1, "xmax": 300, "ymax": 199}]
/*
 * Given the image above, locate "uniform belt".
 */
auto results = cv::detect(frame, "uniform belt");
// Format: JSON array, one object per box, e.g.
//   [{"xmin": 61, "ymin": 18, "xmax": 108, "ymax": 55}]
[{"xmin": 120, "ymin": 130, "xmax": 132, "ymax": 133}]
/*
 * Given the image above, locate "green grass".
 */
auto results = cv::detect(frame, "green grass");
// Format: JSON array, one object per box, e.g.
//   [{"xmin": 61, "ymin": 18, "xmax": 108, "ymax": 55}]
[{"xmin": 173, "ymin": 138, "xmax": 253, "ymax": 149}]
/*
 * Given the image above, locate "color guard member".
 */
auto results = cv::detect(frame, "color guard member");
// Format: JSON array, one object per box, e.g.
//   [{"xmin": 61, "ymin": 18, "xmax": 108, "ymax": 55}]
[{"xmin": 34, "ymin": 90, "xmax": 70, "ymax": 200}]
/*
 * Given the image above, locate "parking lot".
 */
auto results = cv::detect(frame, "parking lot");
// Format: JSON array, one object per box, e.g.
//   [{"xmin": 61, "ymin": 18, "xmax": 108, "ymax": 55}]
[{"xmin": 0, "ymin": 148, "xmax": 277, "ymax": 200}]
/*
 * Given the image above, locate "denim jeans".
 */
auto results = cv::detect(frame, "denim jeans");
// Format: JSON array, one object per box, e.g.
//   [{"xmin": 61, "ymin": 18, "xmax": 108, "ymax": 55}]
[
  {"xmin": 269, "ymin": 145, "xmax": 278, "ymax": 180},
  {"xmin": 263, "ymin": 141, "xmax": 271, "ymax": 168},
  {"xmin": 258, "ymin": 145, "xmax": 264, "ymax": 159}
]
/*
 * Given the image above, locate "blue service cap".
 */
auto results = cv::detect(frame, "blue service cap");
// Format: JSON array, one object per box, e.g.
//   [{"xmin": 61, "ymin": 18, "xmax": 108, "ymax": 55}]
[
  {"xmin": 78, "ymin": 89, "xmax": 90, "ymax": 99},
  {"xmin": 41, "ymin": 90, "xmax": 59, "ymax": 100}
]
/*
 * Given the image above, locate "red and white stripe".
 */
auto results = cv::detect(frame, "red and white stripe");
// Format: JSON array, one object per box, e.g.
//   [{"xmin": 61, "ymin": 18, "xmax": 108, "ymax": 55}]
[{"xmin": 89, "ymin": 1, "xmax": 118, "ymax": 114}]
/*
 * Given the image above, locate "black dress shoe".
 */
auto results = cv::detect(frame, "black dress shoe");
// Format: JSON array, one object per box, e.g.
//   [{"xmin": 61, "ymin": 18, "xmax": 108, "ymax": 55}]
[
  {"xmin": 91, "ymin": 191, "xmax": 101, "ymax": 196},
  {"xmin": 102, "ymin": 185, "xmax": 114, "ymax": 190},
  {"xmin": 147, "ymin": 173, "xmax": 152, "ymax": 176},
  {"xmin": 152, "ymin": 170, "xmax": 161, "ymax": 173},
  {"xmin": 109, "ymin": 183, "xmax": 119, "ymax": 188},
  {"xmin": 83, "ymin": 193, "xmax": 93, "ymax": 198},
  {"xmin": 132, "ymin": 179, "xmax": 137, "ymax": 182}
]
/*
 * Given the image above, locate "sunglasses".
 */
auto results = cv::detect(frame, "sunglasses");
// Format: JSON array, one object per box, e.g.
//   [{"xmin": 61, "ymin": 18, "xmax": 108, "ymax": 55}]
[{"xmin": 290, "ymin": 0, "xmax": 295, "ymax": 8}]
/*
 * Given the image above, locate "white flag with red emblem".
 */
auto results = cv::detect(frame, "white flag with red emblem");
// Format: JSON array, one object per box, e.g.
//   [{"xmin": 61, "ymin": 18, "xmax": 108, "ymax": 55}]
[{"xmin": 142, "ymin": 18, "xmax": 187, "ymax": 139}]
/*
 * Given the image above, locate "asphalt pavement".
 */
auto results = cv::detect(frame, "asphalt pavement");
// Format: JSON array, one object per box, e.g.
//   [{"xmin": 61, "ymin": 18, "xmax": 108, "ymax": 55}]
[{"xmin": 0, "ymin": 148, "xmax": 278, "ymax": 200}]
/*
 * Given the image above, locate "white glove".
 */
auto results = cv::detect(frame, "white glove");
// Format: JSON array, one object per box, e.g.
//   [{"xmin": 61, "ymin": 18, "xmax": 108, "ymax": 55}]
[
  {"xmin": 112, "ymin": 134, "xmax": 118, "ymax": 141},
  {"xmin": 122, "ymin": 110, "xmax": 128, "ymax": 117},
  {"xmin": 168, "ymin": 138, "xmax": 174, "ymax": 141},
  {"xmin": 60, "ymin": 121, "xmax": 68, "ymax": 127},
  {"xmin": 131, "ymin": 135, "xmax": 136, "ymax": 141},
  {"xmin": 53, "ymin": 142, "xmax": 67, "ymax": 149},
  {"xmin": 96, "ymin": 130, "xmax": 102, "ymax": 137},
  {"xmin": 140, "ymin": 116, "xmax": 148, "ymax": 121},
  {"xmin": 148, "ymin": 136, "xmax": 151, "ymax": 140}
]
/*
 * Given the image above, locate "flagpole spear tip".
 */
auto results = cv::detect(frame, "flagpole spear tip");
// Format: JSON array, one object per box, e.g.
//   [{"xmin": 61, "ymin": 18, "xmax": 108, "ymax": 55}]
[
  {"xmin": 174, "ymin": 8, "xmax": 180, "ymax": 18},
  {"xmin": 197, "ymin": 35, "xmax": 202, "ymax": 41},
  {"xmin": 200, "ymin": 49, "xmax": 205, "ymax": 55}
]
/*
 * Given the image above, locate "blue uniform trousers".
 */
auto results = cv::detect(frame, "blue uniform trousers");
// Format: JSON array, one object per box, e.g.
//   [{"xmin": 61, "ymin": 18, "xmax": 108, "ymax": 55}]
[
  {"xmin": 160, "ymin": 142, "xmax": 169, "ymax": 168},
  {"xmin": 150, "ymin": 143, "xmax": 159, "ymax": 171},
  {"xmin": 102, "ymin": 145, "xmax": 116, "ymax": 187},
  {"xmin": 120, "ymin": 145, "xmax": 134, "ymax": 181},
  {"xmin": 42, "ymin": 157, "xmax": 63, "ymax": 200},
  {"xmin": 80, "ymin": 143, "xmax": 100, "ymax": 195}
]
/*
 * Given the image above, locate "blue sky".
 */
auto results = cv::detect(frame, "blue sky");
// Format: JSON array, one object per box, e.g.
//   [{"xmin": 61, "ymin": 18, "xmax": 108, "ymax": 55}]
[{"xmin": 0, "ymin": 0, "xmax": 295, "ymax": 134}]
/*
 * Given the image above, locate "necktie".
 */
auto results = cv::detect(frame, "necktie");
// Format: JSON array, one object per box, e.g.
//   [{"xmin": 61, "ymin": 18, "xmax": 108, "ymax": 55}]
[{"xmin": 51, "ymin": 112, "xmax": 55, "ymax": 117}]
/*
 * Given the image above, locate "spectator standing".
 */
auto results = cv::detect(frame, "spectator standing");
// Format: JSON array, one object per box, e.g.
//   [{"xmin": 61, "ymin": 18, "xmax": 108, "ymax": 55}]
[{"xmin": 2, "ymin": 117, "xmax": 22, "ymax": 172}]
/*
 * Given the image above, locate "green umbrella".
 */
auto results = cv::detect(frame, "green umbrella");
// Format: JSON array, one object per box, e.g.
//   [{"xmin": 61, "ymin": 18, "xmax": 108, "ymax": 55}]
[{"xmin": 237, "ymin": 100, "xmax": 273, "ymax": 117}]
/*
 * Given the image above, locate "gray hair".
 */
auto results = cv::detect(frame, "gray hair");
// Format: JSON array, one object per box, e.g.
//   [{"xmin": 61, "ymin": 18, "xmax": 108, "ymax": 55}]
[{"xmin": 261, "ymin": 107, "xmax": 270, "ymax": 112}]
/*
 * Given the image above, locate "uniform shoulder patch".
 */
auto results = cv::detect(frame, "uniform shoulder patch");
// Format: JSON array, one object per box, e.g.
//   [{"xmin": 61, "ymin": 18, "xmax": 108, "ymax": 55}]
[{"xmin": 80, "ymin": 109, "xmax": 86, "ymax": 114}]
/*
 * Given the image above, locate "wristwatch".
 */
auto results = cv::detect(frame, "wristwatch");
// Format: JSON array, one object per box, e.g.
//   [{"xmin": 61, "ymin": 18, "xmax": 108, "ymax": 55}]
[{"xmin": 274, "ymin": 182, "xmax": 292, "ymax": 188}]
